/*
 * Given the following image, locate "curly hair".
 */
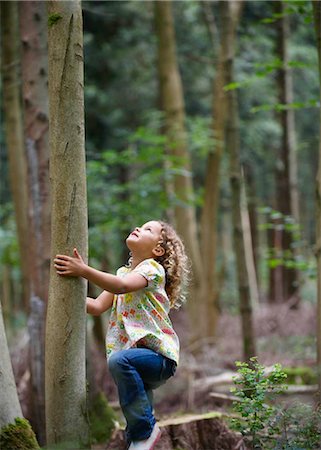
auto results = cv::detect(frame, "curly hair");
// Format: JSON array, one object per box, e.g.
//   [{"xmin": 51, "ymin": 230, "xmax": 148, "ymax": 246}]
[{"xmin": 156, "ymin": 221, "xmax": 190, "ymax": 309}]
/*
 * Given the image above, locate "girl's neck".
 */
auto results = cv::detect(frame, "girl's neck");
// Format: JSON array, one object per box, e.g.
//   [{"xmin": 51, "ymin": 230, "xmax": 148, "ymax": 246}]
[{"xmin": 130, "ymin": 254, "xmax": 154, "ymax": 269}]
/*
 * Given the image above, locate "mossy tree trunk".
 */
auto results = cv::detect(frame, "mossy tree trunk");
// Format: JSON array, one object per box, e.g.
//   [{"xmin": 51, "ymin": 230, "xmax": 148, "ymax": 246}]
[
  {"xmin": 19, "ymin": 1, "xmax": 50, "ymax": 444},
  {"xmin": 45, "ymin": 1, "xmax": 89, "ymax": 447},
  {"xmin": 312, "ymin": 0, "xmax": 321, "ymax": 403}
]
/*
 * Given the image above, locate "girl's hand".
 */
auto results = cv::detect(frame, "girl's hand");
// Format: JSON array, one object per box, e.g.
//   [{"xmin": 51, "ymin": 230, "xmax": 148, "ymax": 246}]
[{"xmin": 54, "ymin": 248, "xmax": 86, "ymax": 277}]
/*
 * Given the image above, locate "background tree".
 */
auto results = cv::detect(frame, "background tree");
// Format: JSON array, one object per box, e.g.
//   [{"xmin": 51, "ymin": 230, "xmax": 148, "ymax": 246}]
[
  {"xmin": 45, "ymin": 1, "xmax": 89, "ymax": 447},
  {"xmin": 155, "ymin": 0, "xmax": 244, "ymax": 342},
  {"xmin": 154, "ymin": 0, "xmax": 204, "ymax": 342},
  {"xmin": 224, "ymin": 1, "xmax": 256, "ymax": 361},
  {"xmin": 269, "ymin": 1, "xmax": 300, "ymax": 305},
  {"xmin": 19, "ymin": 1, "xmax": 50, "ymax": 443},
  {"xmin": 312, "ymin": 0, "xmax": 321, "ymax": 402},
  {"xmin": 1, "ymin": 1, "xmax": 29, "ymax": 309}
]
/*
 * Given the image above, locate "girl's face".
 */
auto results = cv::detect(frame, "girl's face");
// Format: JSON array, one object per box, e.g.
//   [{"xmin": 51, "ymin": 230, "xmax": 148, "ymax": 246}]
[{"xmin": 126, "ymin": 221, "xmax": 164, "ymax": 258}]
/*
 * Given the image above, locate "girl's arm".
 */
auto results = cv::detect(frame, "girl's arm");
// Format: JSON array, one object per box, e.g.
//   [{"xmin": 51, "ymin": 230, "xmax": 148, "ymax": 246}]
[
  {"xmin": 54, "ymin": 248, "xmax": 147, "ymax": 294},
  {"xmin": 86, "ymin": 290, "xmax": 114, "ymax": 316}
]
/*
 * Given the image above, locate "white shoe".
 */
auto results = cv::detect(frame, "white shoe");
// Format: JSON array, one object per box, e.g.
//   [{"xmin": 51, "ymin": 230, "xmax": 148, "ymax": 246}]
[{"xmin": 128, "ymin": 423, "xmax": 161, "ymax": 450}]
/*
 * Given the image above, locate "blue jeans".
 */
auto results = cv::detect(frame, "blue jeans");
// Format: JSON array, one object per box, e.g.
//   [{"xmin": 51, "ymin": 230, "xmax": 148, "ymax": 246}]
[{"xmin": 108, "ymin": 348, "xmax": 177, "ymax": 441}]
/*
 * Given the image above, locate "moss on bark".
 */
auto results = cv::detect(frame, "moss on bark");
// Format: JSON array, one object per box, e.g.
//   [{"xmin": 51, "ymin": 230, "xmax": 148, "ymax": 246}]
[
  {"xmin": 89, "ymin": 392, "xmax": 116, "ymax": 444},
  {"xmin": 0, "ymin": 418, "xmax": 40, "ymax": 450}
]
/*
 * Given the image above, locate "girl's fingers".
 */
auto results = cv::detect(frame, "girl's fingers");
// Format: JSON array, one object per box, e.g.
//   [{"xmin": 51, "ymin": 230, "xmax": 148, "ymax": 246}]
[
  {"xmin": 55, "ymin": 255, "xmax": 71, "ymax": 261},
  {"xmin": 54, "ymin": 260, "xmax": 69, "ymax": 269}
]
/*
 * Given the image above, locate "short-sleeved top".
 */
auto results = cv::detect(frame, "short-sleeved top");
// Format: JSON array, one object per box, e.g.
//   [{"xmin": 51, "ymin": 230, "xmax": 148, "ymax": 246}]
[{"xmin": 105, "ymin": 258, "xmax": 179, "ymax": 364}]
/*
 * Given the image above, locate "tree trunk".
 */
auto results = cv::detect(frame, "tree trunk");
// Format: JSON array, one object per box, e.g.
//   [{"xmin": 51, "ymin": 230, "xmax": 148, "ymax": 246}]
[
  {"xmin": 19, "ymin": 1, "xmax": 50, "ymax": 443},
  {"xmin": 241, "ymin": 174, "xmax": 259, "ymax": 309},
  {"xmin": 200, "ymin": 0, "xmax": 243, "ymax": 338},
  {"xmin": 272, "ymin": 1, "xmax": 300, "ymax": 304},
  {"xmin": 45, "ymin": 1, "xmax": 89, "ymax": 447},
  {"xmin": 312, "ymin": 0, "xmax": 321, "ymax": 404},
  {"xmin": 154, "ymin": 0, "xmax": 206, "ymax": 339},
  {"xmin": 154, "ymin": 0, "xmax": 243, "ymax": 341},
  {"xmin": 224, "ymin": 0, "xmax": 255, "ymax": 361},
  {"xmin": 0, "ymin": 301, "xmax": 23, "ymax": 428},
  {"xmin": 243, "ymin": 163, "xmax": 259, "ymax": 290},
  {"xmin": 1, "ymin": 1, "xmax": 30, "ymax": 310}
]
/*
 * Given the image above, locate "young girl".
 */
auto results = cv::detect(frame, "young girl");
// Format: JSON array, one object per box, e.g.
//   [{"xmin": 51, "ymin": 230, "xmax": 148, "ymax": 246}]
[{"xmin": 54, "ymin": 220, "xmax": 189, "ymax": 450}]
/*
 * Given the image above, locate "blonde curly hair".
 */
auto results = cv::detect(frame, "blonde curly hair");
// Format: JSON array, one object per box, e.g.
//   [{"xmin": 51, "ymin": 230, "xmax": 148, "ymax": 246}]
[{"xmin": 156, "ymin": 221, "xmax": 190, "ymax": 309}]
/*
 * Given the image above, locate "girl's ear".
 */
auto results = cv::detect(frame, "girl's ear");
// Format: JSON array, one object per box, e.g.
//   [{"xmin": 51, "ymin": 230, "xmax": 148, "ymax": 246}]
[{"xmin": 152, "ymin": 245, "xmax": 165, "ymax": 257}]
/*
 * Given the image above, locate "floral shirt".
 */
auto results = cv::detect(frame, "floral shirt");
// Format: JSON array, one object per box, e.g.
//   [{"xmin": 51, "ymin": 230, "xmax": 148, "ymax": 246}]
[{"xmin": 106, "ymin": 258, "xmax": 179, "ymax": 364}]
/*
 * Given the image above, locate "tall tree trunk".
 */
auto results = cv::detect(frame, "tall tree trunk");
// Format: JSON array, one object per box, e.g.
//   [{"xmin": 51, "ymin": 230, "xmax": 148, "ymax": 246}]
[
  {"xmin": 19, "ymin": 1, "xmax": 50, "ymax": 444},
  {"xmin": 312, "ymin": 0, "xmax": 321, "ymax": 403},
  {"xmin": 154, "ymin": 0, "xmax": 205, "ymax": 340},
  {"xmin": 224, "ymin": 1, "xmax": 255, "ymax": 360},
  {"xmin": 0, "ymin": 301, "xmax": 23, "ymax": 428},
  {"xmin": 272, "ymin": 1, "xmax": 300, "ymax": 304},
  {"xmin": 200, "ymin": 0, "xmax": 243, "ymax": 337},
  {"xmin": 1, "ymin": 1, "xmax": 30, "ymax": 309},
  {"xmin": 154, "ymin": 0, "xmax": 242, "ymax": 341},
  {"xmin": 45, "ymin": 1, "xmax": 89, "ymax": 447}
]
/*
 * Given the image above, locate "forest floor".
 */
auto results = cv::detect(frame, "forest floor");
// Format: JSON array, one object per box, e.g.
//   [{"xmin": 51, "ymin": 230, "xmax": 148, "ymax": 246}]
[
  {"xmin": 91, "ymin": 300, "xmax": 317, "ymax": 420},
  {"xmin": 10, "ymin": 299, "xmax": 318, "ymax": 449}
]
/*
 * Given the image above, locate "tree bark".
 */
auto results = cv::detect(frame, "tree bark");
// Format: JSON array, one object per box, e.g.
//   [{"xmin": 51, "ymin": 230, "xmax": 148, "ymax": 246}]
[
  {"xmin": 154, "ymin": 0, "xmax": 206, "ymax": 340},
  {"xmin": 312, "ymin": 0, "xmax": 321, "ymax": 404},
  {"xmin": 272, "ymin": 1, "xmax": 300, "ymax": 304},
  {"xmin": 154, "ymin": 0, "xmax": 243, "ymax": 341},
  {"xmin": 224, "ymin": 0, "xmax": 255, "ymax": 361},
  {"xmin": 0, "ymin": 301, "xmax": 23, "ymax": 429},
  {"xmin": 19, "ymin": 1, "xmax": 50, "ymax": 443},
  {"xmin": 45, "ymin": 1, "xmax": 89, "ymax": 447},
  {"xmin": 200, "ymin": 0, "xmax": 243, "ymax": 337},
  {"xmin": 243, "ymin": 163, "xmax": 259, "ymax": 290},
  {"xmin": 1, "ymin": 1, "xmax": 30, "ymax": 310}
]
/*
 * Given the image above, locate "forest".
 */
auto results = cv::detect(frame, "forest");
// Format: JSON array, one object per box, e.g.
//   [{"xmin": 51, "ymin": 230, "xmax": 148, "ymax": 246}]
[{"xmin": 0, "ymin": 0, "xmax": 321, "ymax": 449}]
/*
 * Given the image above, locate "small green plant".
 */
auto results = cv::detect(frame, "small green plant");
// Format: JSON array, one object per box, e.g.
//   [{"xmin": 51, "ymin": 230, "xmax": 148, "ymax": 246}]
[
  {"xmin": 0, "ymin": 417, "xmax": 40, "ymax": 450},
  {"xmin": 230, "ymin": 357, "xmax": 287, "ymax": 449}
]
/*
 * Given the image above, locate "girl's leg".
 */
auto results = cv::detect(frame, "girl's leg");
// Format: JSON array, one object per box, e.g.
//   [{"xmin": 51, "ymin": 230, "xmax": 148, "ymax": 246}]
[{"xmin": 108, "ymin": 348, "xmax": 176, "ymax": 442}]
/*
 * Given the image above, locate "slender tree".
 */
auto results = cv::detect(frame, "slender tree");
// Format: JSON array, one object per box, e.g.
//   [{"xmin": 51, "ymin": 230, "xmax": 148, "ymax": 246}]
[
  {"xmin": 154, "ymin": 0, "xmax": 205, "ymax": 340},
  {"xmin": 19, "ymin": 1, "xmax": 50, "ymax": 443},
  {"xmin": 225, "ymin": 1, "xmax": 256, "ymax": 361},
  {"xmin": 1, "ymin": 1, "xmax": 30, "ymax": 308},
  {"xmin": 269, "ymin": 1, "xmax": 300, "ymax": 305},
  {"xmin": 312, "ymin": 0, "xmax": 321, "ymax": 402},
  {"xmin": 202, "ymin": 0, "xmax": 244, "ymax": 337},
  {"xmin": 45, "ymin": 1, "xmax": 89, "ymax": 447}
]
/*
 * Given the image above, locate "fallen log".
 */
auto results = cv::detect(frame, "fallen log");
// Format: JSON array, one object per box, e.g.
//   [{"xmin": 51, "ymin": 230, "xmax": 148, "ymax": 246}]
[{"xmin": 104, "ymin": 412, "xmax": 244, "ymax": 450}]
